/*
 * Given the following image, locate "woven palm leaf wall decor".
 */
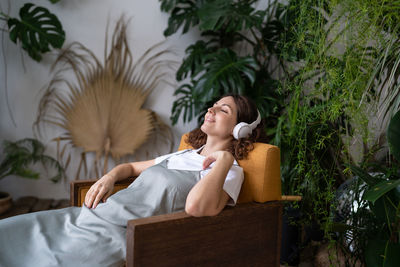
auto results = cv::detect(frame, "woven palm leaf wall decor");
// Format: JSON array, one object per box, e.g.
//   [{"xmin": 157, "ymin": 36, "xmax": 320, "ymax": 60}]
[{"xmin": 34, "ymin": 17, "xmax": 176, "ymax": 180}]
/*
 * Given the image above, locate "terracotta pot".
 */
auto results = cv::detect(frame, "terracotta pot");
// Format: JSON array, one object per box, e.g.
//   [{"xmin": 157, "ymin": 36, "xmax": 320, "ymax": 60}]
[{"xmin": 0, "ymin": 191, "xmax": 12, "ymax": 215}]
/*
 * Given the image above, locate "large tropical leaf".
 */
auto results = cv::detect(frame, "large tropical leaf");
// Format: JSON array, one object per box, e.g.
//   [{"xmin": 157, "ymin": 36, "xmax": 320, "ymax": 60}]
[
  {"xmin": 363, "ymin": 179, "xmax": 400, "ymax": 204},
  {"xmin": 7, "ymin": 3, "xmax": 65, "ymax": 61},
  {"xmin": 176, "ymin": 40, "xmax": 214, "ymax": 81},
  {"xmin": 365, "ymin": 239, "xmax": 400, "ymax": 267},
  {"xmin": 170, "ymin": 83, "xmax": 196, "ymax": 124},
  {"xmin": 192, "ymin": 48, "xmax": 258, "ymax": 102},
  {"xmin": 162, "ymin": 0, "xmax": 200, "ymax": 36},
  {"xmin": 197, "ymin": 0, "xmax": 264, "ymax": 32},
  {"xmin": 387, "ymin": 109, "xmax": 400, "ymax": 162},
  {"xmin": 349, "ymin": 165, "xmax": 381, "ymax": 186}
]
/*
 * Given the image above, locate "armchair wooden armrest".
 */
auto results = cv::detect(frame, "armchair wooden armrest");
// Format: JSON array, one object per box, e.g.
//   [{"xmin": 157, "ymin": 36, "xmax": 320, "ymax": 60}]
[
  {"xmin": 127, "ymin": 201, "xmax": 282, "ymax": 267},
  {"xmin": 70, "ymin": 177, "xmax": 135, "ymax": 207}
]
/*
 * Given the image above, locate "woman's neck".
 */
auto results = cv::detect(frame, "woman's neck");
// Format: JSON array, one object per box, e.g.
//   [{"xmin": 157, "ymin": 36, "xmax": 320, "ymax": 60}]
[{"xmin": 199, "ymin": 136, "xmax": 232, "ymax": 157}]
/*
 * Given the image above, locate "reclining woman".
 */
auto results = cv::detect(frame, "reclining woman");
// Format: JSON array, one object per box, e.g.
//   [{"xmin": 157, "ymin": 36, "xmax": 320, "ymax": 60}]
[{"xmin": 0, "ymin": 94, "xmax": 264, "ymax": 267}]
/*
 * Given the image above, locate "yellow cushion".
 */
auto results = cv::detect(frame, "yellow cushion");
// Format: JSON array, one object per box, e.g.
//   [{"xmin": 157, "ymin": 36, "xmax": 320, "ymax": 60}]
[{"xmin": 178, "ymin": 134, "xmax": 282, "ymax": 203}]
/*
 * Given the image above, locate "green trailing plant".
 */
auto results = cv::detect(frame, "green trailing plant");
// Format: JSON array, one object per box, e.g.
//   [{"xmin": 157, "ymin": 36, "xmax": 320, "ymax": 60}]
[
  {"xmin": 0, "ymin": 138, "xmax": 65, "ymax": 183},
  {"xmin": 275, "ymin": 0, "xmax": 400, "ymax": 223},
  {"xmin": 0, "ymin": 1, "xmax": 65, "ymax": 62},
  {"xmin": 335, "ymin": 109, "xmax": 400, "ymax": 266},
  {"xmin": 159, "ymin": 0, "xmax": 287, "ymax": 132}
]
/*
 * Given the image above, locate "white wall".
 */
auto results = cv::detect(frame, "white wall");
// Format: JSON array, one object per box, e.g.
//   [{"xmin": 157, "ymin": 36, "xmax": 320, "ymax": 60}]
[{"xmin": 0, "ymin": 0, "xmax": 198, "ymax": 199}]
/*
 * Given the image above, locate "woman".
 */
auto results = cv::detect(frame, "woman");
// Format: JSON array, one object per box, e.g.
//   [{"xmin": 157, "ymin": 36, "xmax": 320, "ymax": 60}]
[{"xmin": 0, "ymin": 94, "xmax": 264, "ymax": 267}]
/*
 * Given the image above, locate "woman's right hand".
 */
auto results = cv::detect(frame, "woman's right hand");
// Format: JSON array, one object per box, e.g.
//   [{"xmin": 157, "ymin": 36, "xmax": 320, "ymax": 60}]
[{"xmin": 84, "ymin": 174, "xmax": 116, "ymax": 209}]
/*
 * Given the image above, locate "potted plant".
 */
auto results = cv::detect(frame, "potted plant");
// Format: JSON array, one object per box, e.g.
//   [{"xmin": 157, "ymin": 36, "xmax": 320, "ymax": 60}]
[
  {"xmin": 349, "ymin": 110, "xmax": 400, "ymax": 266},
  {"xmin": 0, "ymin": 138, "xmax": 65, "ymax": 215},
  {"xmin": 333, "ymin": 109, "xmax": 400, "ymax": 266}
]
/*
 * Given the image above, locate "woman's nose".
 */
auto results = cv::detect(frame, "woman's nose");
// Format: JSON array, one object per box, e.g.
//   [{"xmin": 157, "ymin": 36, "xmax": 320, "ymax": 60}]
[{"xmin": 208, "ymin": 107, "xmax": 216, "ymax": 114}]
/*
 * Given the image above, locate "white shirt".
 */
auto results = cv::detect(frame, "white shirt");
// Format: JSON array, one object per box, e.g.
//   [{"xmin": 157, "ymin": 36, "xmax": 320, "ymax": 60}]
[{"xmin": 155, "ymin": 147, "xmax": 244, "ymax": 205}]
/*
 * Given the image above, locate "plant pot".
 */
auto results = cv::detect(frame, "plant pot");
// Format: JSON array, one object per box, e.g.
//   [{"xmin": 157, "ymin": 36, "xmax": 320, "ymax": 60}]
[{"xmin": 0, "ymin": 191, "xmax": 12, "ymax": 215}]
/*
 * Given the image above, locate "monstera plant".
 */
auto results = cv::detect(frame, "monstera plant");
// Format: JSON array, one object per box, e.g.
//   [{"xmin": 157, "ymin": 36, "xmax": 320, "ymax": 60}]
[
  {"xmin": 159, "ymin": 0, "xmax": 286, "ymax": 129},
  {"xmin": 0, "ymin": 1, "xmax": 65, "ymax": 62}
]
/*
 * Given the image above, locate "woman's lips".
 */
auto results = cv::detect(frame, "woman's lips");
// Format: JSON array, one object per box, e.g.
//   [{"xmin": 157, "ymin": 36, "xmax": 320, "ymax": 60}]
[{"xmin": 205, "ymin": 117, "xmax": 215, "ymax": 122}]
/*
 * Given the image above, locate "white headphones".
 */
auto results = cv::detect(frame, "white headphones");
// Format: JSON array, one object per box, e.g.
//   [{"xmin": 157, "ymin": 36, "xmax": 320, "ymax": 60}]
[{"xmin": 232, "ymin": 110, "xmax": 261, "ymax": 140}]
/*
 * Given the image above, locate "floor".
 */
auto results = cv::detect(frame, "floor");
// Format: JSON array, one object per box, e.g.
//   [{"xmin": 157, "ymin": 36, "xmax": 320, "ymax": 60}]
[{"xmin": 0, "ymin": 196, "xmax": 69, "ymax": 220}]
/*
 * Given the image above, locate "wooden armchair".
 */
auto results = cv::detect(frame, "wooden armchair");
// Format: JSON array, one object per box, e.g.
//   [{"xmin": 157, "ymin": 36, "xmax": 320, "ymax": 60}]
[{"xmin": 70, "ymin": 135, "xmax": 283, "ymax": 267}]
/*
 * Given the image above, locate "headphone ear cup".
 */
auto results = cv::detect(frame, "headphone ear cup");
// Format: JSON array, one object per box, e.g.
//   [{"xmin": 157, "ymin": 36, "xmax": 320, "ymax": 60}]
[
  {"xmin": 233, "ymin": 110, "xmax": 261, "ymax": 140},
  {"xmin": 233, "ymin": 122, "xmax": 251, "ymax": 139}
]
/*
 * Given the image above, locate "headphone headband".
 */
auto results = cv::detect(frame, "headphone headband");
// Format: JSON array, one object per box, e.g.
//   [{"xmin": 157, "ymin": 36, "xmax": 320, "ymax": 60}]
[{"xmin": 249, "ymin": 111, "xmax": 261, "ymax": 130}]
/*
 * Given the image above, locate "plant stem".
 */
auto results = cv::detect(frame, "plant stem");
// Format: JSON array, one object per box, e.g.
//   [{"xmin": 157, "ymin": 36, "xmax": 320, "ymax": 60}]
[
  {"xmin": 235, "ymin": 32, "xmax": 256, "ymax": 46},
  {"xmin": 0, "ymin": 11, "xmax": 10, "ymax": 20}
]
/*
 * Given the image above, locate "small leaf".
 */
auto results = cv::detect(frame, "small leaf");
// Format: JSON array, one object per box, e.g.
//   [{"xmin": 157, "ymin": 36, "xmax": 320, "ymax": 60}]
[{"xmin": 350, "ymin": 165, "xmax": 381, "ymax": 186}]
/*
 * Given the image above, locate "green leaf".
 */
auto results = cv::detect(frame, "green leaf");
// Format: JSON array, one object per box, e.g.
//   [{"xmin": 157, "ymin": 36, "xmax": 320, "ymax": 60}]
[
  {"xmin": 192, "ymin": 49, "xmax": 258, "ymax": 101},
  {"xmin": 365, "ymin": 240, "xmax": 400, "ymax": 267},
  {"xmin": 14, "ymin": 168, "xmax": 40, "ymax": 180},
  {"xmin": 197, "ymin": 0, "xmax": 263, "ymax": 32},
  {"xmin": 0, "ymin": 138, "xmax": 65, "ymax": 182},
  {"xmin": 350, "ymin": 165, "xmax": 381, "ymax": 186},
  {"xmin": 170, "ymin": 84, "xmax": 195, "ymax": 125},
  {"xmin": 364, "ymin": 179, "xmax": 400, "ymax": 204},
  {"xmin": 162, "ymin": 1, "xmax": 199, "ymax": 36},
  {"xmin": 388, "ymin": 109, "xmax": 400, "ymax": 162},
  {"xmin": 7, "ymin": 3, "xmax": 65, "ymax": 61},
  {"xmin": 159, "ymin": 0, "xmax": 180, "ymax": 12},
  {"xmin": 176, "ymin": 40, "xmax": 212, "ymax": 81}
]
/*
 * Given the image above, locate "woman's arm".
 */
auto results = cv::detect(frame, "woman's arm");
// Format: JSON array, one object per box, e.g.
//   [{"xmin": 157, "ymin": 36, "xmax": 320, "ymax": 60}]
[
  {"xmin": 84, "ymin": 159, "xmax": 155, "ymax": 209},
  {"xmin": 185, "ymin": 151, "xmax": 233, "ymax": 217}
]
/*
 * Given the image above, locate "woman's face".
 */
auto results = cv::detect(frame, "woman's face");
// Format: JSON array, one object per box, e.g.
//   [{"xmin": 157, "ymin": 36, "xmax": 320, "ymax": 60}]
[{"xmin": 200, "ymin": 96, "xmax": 238, "ymax": 139}]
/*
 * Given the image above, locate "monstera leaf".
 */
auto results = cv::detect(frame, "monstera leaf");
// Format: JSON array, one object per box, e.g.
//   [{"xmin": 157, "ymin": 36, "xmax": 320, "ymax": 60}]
[
  {"xmin": 7, "ymin": 3, "xmax": 65, "ymax": 61},
  {"xmin": 197, "ymin": 0, "xmax": 264, "ymax": 32},
  {"xmin": 161, "ymin": 1, "xmax": 200, "ymax": 36},
  {"xmin": 192, "ymin": 49, "xmax": 258, "ymax": 101},
  {"xmin": 176, "ymin": 40, "xmax": 216, "ymax": 81}
]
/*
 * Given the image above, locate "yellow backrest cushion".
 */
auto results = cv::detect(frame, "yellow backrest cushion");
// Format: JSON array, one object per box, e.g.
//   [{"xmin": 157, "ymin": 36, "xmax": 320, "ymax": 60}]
[{"xmin": 178, "ymin": 134, "xmax": 282, "ymax": 203}]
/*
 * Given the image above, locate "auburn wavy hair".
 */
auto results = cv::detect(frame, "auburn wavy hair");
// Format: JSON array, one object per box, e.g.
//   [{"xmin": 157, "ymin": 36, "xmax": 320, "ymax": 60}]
[{"xmin": 186, "ymin": 94, "xmax": 267, "ymax": 160}]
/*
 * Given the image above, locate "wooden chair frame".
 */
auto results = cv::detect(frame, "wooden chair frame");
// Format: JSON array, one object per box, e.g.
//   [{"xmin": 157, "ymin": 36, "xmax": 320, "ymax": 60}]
[{"xmin": 70, "ymin": 179, "xmax": 283, "ymax": 266}]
